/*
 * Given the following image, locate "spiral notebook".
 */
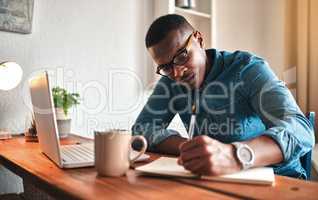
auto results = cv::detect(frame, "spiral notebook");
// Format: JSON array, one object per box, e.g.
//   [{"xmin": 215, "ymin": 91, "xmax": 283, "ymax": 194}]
[{"xmin": 136, "ymin": 157, "xmax": 275, "ymax": 185}]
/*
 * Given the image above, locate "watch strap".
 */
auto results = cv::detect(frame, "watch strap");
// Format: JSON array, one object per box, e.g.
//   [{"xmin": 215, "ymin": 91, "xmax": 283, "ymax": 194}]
[{"xmin": 232, "ymin": 142, "xmax": 255, "ymax": 170}]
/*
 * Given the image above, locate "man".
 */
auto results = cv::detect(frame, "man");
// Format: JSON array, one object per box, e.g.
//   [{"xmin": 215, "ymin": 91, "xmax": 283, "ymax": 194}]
[{"xmin": 132, "ymin": 14, "xmax": 314, "ymax": 178}]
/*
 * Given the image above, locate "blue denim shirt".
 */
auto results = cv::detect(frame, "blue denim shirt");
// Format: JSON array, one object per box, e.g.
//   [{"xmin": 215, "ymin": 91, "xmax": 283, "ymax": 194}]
[{"xmin": 132, "ymin": 49, "xmax": 315, "ymax": 178}]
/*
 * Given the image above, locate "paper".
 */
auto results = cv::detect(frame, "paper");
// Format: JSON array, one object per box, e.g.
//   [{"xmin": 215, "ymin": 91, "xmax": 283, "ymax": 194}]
[
  {"xmin": 136, "ymin": 157, "xmax": 275, "ymax": 185},
  {"xmin": 131, "ymin": 150, "xmax": 150, "ymax": 162}
]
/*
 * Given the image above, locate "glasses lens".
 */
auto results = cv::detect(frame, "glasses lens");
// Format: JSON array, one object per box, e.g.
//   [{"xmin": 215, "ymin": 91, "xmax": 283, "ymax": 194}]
[
  {"xmin": 173, "ymin": 50, "xmax": 188, "ymax": 66},
  {"xmin": 158, "ymin": 65, "xmax": 173, "ymax": 76}
]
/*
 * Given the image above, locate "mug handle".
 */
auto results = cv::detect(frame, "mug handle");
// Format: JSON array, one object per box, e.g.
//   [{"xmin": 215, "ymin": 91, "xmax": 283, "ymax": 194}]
[{"xmin": 129, "ymin": 135, "xmax": 147, "ymax": 164}]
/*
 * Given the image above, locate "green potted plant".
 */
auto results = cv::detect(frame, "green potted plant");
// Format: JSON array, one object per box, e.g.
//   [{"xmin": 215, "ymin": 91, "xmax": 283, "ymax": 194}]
[{"xmin": 52, "ymin": 86, "xmax": 80, "ymax": 138}]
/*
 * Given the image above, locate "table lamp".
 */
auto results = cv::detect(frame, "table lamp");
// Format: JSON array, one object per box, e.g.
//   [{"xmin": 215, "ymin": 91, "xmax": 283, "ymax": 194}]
[
  {"xmin": 0, "ymin": 61, "xmax": 23, "ymax": 139},
  {"xmin": 0, "ymin": 61, "xmax": 23, "ymax": 91}
]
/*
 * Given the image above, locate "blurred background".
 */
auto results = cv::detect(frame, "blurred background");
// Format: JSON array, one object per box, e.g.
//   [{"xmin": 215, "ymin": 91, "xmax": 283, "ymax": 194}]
[
  {"xmin": 0, "ymin": 0, "xmax": 317, "ymax": 137},
  {"xmin": 0, "ymin": 0, "xmax": 317, "ymax": 193}
]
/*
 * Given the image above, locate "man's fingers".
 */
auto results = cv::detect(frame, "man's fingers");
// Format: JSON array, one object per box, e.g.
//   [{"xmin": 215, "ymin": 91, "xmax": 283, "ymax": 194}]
[
  {"xmin": 179, "ymin": 135, "xmax": 215, "ymax": 152},
  {"xmin": 189, "ymin": 155, "xmax": 221, "ymax": 176},
  {"xmin": 182, "ymin": 157, "xmax": 206, "ymax": 173},
  {"xmin": 179, "ymin": 144, "xmax": 217, "ymax": 163}
]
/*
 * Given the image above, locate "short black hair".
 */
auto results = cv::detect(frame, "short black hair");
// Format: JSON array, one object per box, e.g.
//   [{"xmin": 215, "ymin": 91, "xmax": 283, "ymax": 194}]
[{"xmin": 145, "ymin": 14, "xmax": 193, "ymax": 48}]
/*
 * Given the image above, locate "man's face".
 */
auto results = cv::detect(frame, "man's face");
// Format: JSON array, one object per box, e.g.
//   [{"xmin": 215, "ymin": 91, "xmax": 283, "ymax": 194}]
[{"xmin": 148, "ymin": 29, "xmax": 207, "ymax": 89}]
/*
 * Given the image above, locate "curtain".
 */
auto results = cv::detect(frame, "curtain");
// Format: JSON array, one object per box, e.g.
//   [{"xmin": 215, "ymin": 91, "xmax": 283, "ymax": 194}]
[
  {"xmin": 297, "ymin": 0, "xmax": 318, "ymax": 139},
  {"xmin": 285, "ymin": 0, "xmax": 318, "ymax": 140}
]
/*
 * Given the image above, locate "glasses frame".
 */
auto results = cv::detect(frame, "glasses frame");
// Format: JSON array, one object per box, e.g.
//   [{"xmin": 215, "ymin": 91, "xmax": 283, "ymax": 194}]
[{"xmin": 156, "ymin": 32, "xmax": 195, "ymax": 77}]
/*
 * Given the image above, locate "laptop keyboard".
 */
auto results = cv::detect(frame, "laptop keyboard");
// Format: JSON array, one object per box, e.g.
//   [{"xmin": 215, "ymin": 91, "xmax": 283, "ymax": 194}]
[
  {"xmin": 61, "ymin": 143, "xmax": 94, "ymax": 163},
  {"xmin": 60, "ymin": 143, "xmax": 150, "ymax": 165}
]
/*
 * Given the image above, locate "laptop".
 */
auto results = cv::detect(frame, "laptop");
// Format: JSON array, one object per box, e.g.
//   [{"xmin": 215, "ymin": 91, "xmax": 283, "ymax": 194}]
[{"xmin": 29, "ymin": 72, "xmax": 149, "ymax": 168}]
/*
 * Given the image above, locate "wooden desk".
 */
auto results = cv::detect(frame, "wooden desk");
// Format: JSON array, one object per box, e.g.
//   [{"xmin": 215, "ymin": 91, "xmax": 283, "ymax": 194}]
[{"xmin": 0, "ymin": 135, "xmax": 317, "ymax": 200}]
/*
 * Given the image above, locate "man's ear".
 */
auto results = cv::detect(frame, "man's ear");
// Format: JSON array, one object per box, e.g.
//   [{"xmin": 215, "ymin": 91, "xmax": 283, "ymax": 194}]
[{"xmin": 194, "ymin": 31, "xmax": 204, "ymax": 48}]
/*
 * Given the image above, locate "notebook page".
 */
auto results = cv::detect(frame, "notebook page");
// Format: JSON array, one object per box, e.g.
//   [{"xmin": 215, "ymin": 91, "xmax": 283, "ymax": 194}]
[
  {"xmin": 136, "ymin": 157, "xmax": 196, "ymax": 177},
  {"xmin": 136, "ymin": 157, "xmax": 275, "ymax": 185}
]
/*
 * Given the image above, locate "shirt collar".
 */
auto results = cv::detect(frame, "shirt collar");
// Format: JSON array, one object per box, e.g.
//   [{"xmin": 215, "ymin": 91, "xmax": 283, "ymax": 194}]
[{"xmin": 202, "ymin": 49, "xmax": 223, "ymax": 86}]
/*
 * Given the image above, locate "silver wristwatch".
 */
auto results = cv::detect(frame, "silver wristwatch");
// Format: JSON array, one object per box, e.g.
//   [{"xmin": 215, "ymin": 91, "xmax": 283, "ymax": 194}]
[{"xmin": 232, "ymin": 142, "xmax": 255, "ymax": 170}]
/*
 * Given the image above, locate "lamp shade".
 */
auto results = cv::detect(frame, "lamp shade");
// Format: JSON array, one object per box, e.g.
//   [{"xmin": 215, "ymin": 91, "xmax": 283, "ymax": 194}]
[{"xmin": 0, "ymin": 62, "xmax": 23, "ymax": 91}]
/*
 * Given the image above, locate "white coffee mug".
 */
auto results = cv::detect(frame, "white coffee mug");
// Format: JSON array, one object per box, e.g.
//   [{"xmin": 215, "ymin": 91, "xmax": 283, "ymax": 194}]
[{"xmin": 94, "ymin": 129, "xmax": 147, "ymax": 177}]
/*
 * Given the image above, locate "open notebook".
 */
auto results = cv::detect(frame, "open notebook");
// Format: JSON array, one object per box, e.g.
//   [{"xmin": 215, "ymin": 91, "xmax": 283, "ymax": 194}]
[{"xmin": 136, "ymin": 157, "xmax": 275, "ymax": 185}]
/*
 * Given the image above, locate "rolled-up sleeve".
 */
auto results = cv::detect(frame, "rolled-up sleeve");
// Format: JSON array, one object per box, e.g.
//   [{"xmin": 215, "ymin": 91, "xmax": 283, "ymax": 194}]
[
  {"xmin": 239, "ymin": 55, "xmax": 315, "ymax": 166},
  {"xmin": 131, "ymin": 77, "xmax": 181, "ymax": 150}
]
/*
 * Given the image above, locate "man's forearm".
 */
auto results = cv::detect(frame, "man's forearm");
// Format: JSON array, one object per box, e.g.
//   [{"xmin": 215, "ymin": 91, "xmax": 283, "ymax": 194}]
[
  {"xmin": 244, "ymin": 135, "xmax": 284, "ymax": 167},
  {"xmin": 155, "ymin": 135, "xmax": 188, "ymax": 156},
  {"xmin": 155, "ymin": 134, "xmax": 284, "ymax": 167}
]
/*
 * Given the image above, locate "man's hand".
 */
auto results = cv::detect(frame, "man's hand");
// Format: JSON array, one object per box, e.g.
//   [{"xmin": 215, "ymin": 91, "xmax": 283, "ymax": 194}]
[
  {"xmin": 155, "ymin": 135, "xmax": 188, "ymax": 156},
  {"xmin": 177, "ymin": 136, "xmax": 242, "ymax": 176}
]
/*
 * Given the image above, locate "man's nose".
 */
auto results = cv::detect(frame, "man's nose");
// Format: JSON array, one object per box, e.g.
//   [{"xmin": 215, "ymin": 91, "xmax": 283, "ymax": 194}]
[{"xmin": 172, "ymin": 66, "xmax": 188, "ymax": 80}]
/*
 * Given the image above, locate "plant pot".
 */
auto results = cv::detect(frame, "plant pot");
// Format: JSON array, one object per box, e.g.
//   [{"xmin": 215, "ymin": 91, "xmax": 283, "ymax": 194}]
[
  {"xmin": 56, "ymin": 119, "xmax": 71, "ymax": 138},
  {"xmin": 55, "ymin": 108, "xmax": 71, "ymax": 138},
  {"xmin": 55, "ymin": 108, "xmax": 69, "ymax": 120}
]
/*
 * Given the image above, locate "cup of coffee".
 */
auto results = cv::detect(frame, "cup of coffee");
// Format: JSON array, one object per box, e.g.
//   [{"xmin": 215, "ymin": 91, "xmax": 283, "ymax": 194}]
[{"xmin": 94, "ymin": 129, "xmax": 147, "ymax": 177}]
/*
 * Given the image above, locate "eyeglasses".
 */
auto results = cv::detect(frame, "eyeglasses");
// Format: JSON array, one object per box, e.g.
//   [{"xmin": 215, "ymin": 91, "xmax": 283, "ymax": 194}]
[{"xmin": 156, "ymin": 32, "xmax": 194, "ymax": 77}]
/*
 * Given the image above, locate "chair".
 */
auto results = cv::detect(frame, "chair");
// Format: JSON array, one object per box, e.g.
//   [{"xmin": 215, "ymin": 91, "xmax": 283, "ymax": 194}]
[{"xmin": 300, "ymin": 112, "xmax": 315, "ymax": 180}]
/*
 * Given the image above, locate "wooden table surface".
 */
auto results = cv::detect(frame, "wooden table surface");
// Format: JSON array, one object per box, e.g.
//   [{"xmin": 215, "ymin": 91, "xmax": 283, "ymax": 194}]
[{"xmin": 0, "ymin": 135, "xmax": 318, "ymax": 200}]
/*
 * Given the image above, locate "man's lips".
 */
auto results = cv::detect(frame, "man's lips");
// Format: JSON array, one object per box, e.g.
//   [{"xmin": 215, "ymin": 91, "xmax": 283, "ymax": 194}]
[{"xmin": 181, "ymin": 73, "xmax": 195, "ymax": 83}]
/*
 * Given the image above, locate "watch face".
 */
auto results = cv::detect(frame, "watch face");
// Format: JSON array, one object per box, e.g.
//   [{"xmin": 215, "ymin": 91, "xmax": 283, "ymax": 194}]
[{"xmin": 240, "ymin": 147, "xmax": 253, "ymax": 162}]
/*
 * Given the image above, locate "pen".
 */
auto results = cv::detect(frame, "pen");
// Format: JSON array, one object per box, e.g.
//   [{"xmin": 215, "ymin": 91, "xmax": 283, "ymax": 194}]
[{"xmin": 188, "ymin": 104, "xmax": 196, "ymax": 140}]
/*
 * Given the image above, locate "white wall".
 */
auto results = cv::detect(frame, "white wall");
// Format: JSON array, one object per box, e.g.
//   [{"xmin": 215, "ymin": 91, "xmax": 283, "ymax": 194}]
[
  {"xmin": 0, "ymin": 0, "xmax": 287, "ymax": 137},
  {"xmin": 213, "ymin": 0, "xmax": 285, "ymax": 77},
  {"xmin": 0, "ymin": 0, "xmax": 154, "ymax": 137}
]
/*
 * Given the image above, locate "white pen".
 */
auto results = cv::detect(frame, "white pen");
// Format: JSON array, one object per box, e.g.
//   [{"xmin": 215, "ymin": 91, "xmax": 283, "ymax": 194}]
[{"xmin": 188, "ymin": 104, "xmax": 196, "ymax": 140}]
